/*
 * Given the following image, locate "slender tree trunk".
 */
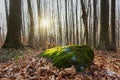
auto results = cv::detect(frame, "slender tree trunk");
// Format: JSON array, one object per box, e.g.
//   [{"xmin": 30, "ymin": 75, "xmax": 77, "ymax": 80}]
[
  {"xmin": 93, "ymin": 0, "xmax": 97, "ymax": 48},
  {"xmin": 37, "ymin": 0, "xmax": 42, "ymax": 46},
  {"xmin": 71, "ymin": 0, "xmax": 75, "ymax": 44},
  {"xmin": 88, "ymin": 0, "xmax": 92, "ymax": 46},
  {"xmin": 69, "ymin": 0, "xmax": 72, "ymax": 44},
  {"xmin": 65, "ymin": 0, "xmax": 69, "ymax": 44},
  {"xmin": 76, "ymin": 0, "xmax": 79, "ymax": 44},
  {"xmin": 27, "ymin": 0, "xmax": 34, "ymax": 47},
  {"xmin": 80, "ymin": 0, "xmax": 89, "ymax": 45},
  {"xmin": 57, "ymin": 0, "xmax": 62, "ymax": 46},
  {"xmin": 111, "ymin": 0, "xmax": 116, "ymax": 51}
]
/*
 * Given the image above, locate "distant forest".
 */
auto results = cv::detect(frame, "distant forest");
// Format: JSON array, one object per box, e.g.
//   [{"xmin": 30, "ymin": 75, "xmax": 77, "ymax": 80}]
[{"xmin": 0, "ymin": 0, "xmax": 120, "ymax": 51}]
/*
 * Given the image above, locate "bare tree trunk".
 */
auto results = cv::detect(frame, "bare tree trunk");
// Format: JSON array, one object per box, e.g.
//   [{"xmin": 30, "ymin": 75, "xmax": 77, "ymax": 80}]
[
  {"xmin": 76, "ymin": 0, "xmax": 79, "ymax": 44},
  {"xmin": 93, "ymin": 0, "xmax": 97, "ymax": 48},
  {"xmin": 71, "ymin": 0, "xmax": 75, "ymax": 44},
  {"xmin": 57, "ymin": 0, "xmax": 62, "ymax": 46},
  {"xmin": 97, "ymin": 0, "xmax": 111, "ymax": 50},
  {"xmin": 69, "ymin": 0, "xmax": 72, "ymax": 44},
  {"xmin": 27, "ymin": 0, "xmax": 34, "ymax": 47},
  {"xmin": 80, "ymin": 0, "xmax": 89, "ymax": 45},
  {"xmin": 2, "ymin": 0, "xmax": 23, "ymax": 49},
  {"xmin": 88, "ymin": 0, "xmax": 92, "ymax": 46},
  {"xmin": 37, "ymin": 0, "xmax": 42, "ymax": 47},
  {"xmin": 111, "ymin": 0, "xmax": 116, "ymax": 51},
  {"xmin": 65, "ymin": 0, "xmax": 69, "ymax": 44}
]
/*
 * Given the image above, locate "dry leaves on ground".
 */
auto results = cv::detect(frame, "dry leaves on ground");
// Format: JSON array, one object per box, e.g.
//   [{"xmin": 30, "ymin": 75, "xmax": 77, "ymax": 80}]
[{"xmin": 0, "ymin": 48, "xmax": 120, "ymax": 80}]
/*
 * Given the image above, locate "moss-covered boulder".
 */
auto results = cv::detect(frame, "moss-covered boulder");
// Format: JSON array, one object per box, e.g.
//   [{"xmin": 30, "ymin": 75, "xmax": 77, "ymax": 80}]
[{"xmin": 38, "ymin": 45, "xmax": 94, "ymax": 71}]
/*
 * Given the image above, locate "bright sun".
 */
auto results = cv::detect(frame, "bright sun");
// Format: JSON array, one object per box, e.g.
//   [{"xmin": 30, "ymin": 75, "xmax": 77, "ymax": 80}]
[{"xmin": 41, "ymin": 18, "xmax": 50, "ymax": 27}]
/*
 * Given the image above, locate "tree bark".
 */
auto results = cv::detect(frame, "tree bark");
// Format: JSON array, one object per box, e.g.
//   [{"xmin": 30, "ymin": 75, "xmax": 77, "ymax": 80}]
[
  {"xmin": 76, "ymin": 0, "xmax": 79, "ymax": 44},
  {"xmin": 27, "ymin": 0, "xmax": 34, "ymax": 47},
  {"xmin": 97, "ymin": 0, "xmax": 111, "ymax": 50},
  {"xmin": 80, "ymin": 0, "xmax": 89, "ymax": 45},
  {"xmin": 37, "ymin": 0, "xmax": 42, "ymax": 46},
  {"xmin": 93, "ymin": 0, "xmax": 97, "ymax": 48},
  {"xmin": 71, "ymin": 0, "xmax": 75, "ymax": 44},
  {"xmin": 65, "ymin": 0, "xmax": 69, "ymax": 44},
  {"xmin": 111, "ymin": 0, "xmax": 116, "ymax": 51},
  {"xmin": 2, "ymin": 0, "xmax": 23, "ymax": 49},
  {"xmin": 57, "ymin": 0, "xmax": 62, "ymax": 46}
]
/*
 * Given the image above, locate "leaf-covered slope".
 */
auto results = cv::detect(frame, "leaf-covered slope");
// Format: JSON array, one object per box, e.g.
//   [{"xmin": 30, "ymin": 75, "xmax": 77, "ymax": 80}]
[{"xmin": 38, "ymin": 45, "xmax": 94, "ymax": 71}]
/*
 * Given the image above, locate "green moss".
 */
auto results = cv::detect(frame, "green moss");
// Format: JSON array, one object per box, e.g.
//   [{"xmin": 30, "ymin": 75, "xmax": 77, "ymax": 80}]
[{"xmin": 38, "ymin": 45, "xmax": 94, "ymax": 72}]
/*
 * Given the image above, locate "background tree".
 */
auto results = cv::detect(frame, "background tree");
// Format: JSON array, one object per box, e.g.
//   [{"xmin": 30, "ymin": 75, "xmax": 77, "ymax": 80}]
[
  {"xmin": 57, "ymin": 0, "xmax": 62, "ymax": 46},
  {"xmin": 71, "ymin": 0, "xmax": 75, "ymax": 44},
  {"xmin": 2, "ymin": 0, "xmax": 23, "ymax": 48},
  {"xmin": 0, "ymin": 0, "xmax": 120, "ymax": 51},
  {"xmin": 76, "ymin": 0, "xmax": 79, "ymax": 44},
  {"xmin": 65, "ymin": 0, "xmax": 68, "ymax": 44},
  {"xmin": 27, "ymin": 0, "xmax": 34, "ymax": 47},
  {"xmin": 93, "ymin": 0, "xmax": 97, "ymax": 48},
  {"xmin": 97, "ymin": 0, "xmax": 111, "ymax": 50},
  {"xmin": 80, "ymin": 0, "xmax": 89, "ymax": 45},
  {"xmin": 4, "ymin": 0, "xmax": 8, "ymax": 26},
  {"xmin": 111, "ymin": 0, "xmax": 116, "ymax": 51},
  {"xmin": 37, "ymin": 0, "xmax": 42, "ymax": 46}
]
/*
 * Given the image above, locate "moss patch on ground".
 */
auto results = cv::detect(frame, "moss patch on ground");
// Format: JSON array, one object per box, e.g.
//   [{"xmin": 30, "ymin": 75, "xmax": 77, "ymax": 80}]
[{"xmin": 38, "ymin": 45, "xmax": 94, "ymax": 71}]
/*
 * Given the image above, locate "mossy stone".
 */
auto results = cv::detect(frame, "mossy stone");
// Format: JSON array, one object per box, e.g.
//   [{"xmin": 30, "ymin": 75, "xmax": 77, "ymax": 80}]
[{"xmin": 39, "ymin": 45, "xmax": 94, "ymax": 72}]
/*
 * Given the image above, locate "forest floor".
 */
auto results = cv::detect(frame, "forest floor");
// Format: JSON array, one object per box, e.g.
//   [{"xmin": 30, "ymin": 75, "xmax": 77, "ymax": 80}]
[{"xmin": 0, "ymin": 48, "xmax": 120, "ymax": 80}]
